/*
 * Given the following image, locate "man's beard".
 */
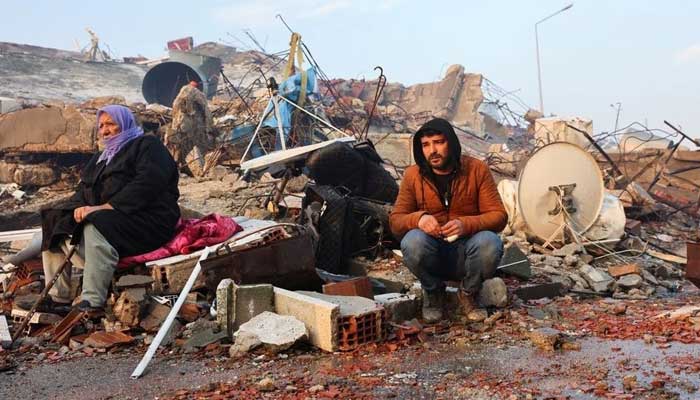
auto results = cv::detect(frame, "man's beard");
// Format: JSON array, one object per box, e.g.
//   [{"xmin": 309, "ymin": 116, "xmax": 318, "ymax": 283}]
[{"xmin": 429, "ymin": 153, "xmax": 451, "ymax": 172}]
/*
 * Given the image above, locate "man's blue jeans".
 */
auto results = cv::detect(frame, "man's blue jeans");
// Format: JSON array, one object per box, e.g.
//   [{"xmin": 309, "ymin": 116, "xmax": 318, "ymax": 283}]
[{"xmin": 400, "ymin": 229, "xmax": 504, "ymax": 294}]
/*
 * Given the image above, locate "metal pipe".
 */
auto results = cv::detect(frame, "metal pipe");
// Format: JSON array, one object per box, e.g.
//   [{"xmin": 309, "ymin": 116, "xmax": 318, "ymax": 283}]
[
  {"xmin": 240, "ymin": 98, "xmax": 274, "ymax": 163},
  {"xmin": 131, "ymin": 244, "xmax": 218, "ymax": 378},
  {"xmin": 278, "ymin": 95, "xmax": 349, "ymax": 137}
]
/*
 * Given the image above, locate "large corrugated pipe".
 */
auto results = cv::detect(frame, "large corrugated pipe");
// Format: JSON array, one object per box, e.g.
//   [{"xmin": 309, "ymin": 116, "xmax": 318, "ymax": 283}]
[{"xmin": 142, "ymin": 50, "xmax": 221, "ymax": 107}]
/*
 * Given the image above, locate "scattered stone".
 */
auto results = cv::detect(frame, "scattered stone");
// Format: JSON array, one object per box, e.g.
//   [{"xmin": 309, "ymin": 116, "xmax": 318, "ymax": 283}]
[
  {"xmin": 139, "ymin": 303, "xmax": 171, "ymax": 332},
  {"xmin": 113, "ymin": 288, "xmax": 148, "ymax": 327},
  {"xmin": 552, "ymin": 243, "xmax": 583, "ymax": 257},
  {"xmin": 84, "ymin": 331, "xmax": 134, "ymax": 349},
  {"xmin": 563, "ymin": 255, "xmax": 578, "ymax": 266},
  {"xmin": 543, "ymin": 256, "xmax": 562, "ymax": 267},
  {"xmin": 617, "ymin": 274, "xmax": 643, "ymax": 289},
  {"xmin": 115, "ymin": 274, "xmax": 154, "ymax": 288},
  {"xmin": 579, "ymin": 254, "xmax": 594, "ymax": 265},
  {"xmin": 229, "ymin": 331, "xmax": 262, "ymax": 358},
  {"xmin": 484, "ymin": 311, "xmax": 503, "ymax": 325},
  {"xmin": 549, "ymin": 275, "xmax": 573, "ymax": 289},
  {"xmin": 612, "ymin": 303, "xmax": 627, "ymax": 315},
  {"xmin": 623, "ymin": 374, "xmax": 637, "ymax": 391},
  {"xmin": 467, "ymin": 309, "xmax": 488, "ymax": 323},
  {"xmin": 626, "ymin": 288, "xmax": 648, "ymax": 299},
  {"xmin": 257, "ymin": 377, "xmax": 276, "ymax": 392},
  {"xmin": 221, "ymin": 172, "xmax": 240, "ymax": 185},
  {"xmin": 514, "ymin": 282, "xmax": 565, "ymax": 301},
  {"xmin": 561, "ymin": 341, "xmax": 581, "ymax": 351},
  {"xmin": 479, "ymin": 278, "xmax": 508, "ymax": 308},
  {"xmin": 183, "ymin": 328, "xmax": 227, "ymax": 351},
  {"xmin": 567, "ymin": 273, "xmax": 590, "ymax": 290},
  {"xmin": 285, "ymin": 385, "xmax": 297, "ymax": 392},
  {"xmin": 497, "ymin": 246, "xmax": 532, "ymax": 280},
  {"xmin": 209, "ymin": 165, "xmax": 231, "ymax": 180},
  {"xmin": 658, "ymin": 280, "xmax": 681, "ymax": 292},
  {"xmin": 640, "ymin": 268, "xmax": 659, "ymax": 285},
  {"xmin": 237, "ymin": 312, "xmax": 307, "ymax": 353},
  {"xmin": 579, "ymin": 264, "xmax": 614, "ymax": 293},
  {"xmin": 309, "ymin": 385, "xmax": 324, "ymax": 393},
  {"xmin": 528, "ymin": 254, "xmax": 546, "ymax": 264},
  {"xmin": 231, "ymin": 179, "xmax": 249, "ymax": 192},
  {"xmin": 285, "ymin": 175, "xmax": 310, "ymax": 192},
  {"xmin": 655, "ymin": 305, "xmax": 700, "ymax": 320},
  {"xmin": 528, "ymin": 327, "xmax": 563, "ymax": 351},
  {"xmin": 654, "ymin": 265, "xmax": 672, "ymax": 279}
]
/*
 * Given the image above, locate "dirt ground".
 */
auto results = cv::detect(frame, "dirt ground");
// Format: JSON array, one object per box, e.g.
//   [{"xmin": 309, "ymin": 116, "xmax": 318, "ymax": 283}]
[{"xmin": 2, "ymin": 289, "xmax": 700, "ymax": 400}]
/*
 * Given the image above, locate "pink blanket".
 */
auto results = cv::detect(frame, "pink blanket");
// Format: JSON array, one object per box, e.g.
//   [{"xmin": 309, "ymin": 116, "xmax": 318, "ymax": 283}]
[{"xmin": 118, "ymin": 214, "xmax": 242, "ymax": 268}]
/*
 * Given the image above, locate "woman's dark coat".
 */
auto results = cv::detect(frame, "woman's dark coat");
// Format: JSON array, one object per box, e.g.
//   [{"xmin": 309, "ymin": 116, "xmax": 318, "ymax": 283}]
[{"xmin": 41, "ymin": 135, "xmax": 180, "ymax": 257}]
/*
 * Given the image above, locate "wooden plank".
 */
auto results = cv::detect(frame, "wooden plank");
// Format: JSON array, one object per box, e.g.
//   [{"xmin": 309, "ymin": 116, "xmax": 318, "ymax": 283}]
[
  {"xmin": 647, "ymin": 249, "xmax": 687, "ymax": 265},
  {"xmin": 0, "ymin": 315, "xmax": 12, "ymax": 348}
]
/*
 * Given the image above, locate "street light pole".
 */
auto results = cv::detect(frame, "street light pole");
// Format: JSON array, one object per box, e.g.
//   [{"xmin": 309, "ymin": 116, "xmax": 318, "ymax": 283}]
[{"xmin": 535, "ymin": 3, "xmax": 573, "ymax": 115}]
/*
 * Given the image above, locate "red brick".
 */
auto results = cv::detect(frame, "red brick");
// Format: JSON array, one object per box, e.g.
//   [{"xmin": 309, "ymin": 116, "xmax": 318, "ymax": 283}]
[
  {"xmin": 607, "ymin": 263, "xmax": 641, "ymax": 278},
  {"xmin": 323, "ymin": 277, "xmax": 373, "ymax": 299}
]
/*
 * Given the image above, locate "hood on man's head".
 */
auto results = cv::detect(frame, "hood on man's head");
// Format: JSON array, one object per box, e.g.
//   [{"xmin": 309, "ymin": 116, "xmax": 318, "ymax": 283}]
[{"xmin": 412, "ymin": 117, "xmax": 462, "ymax": 174}]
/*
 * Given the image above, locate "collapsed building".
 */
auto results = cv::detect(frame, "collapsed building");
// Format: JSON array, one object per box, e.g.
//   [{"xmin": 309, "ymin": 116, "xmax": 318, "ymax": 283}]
[{"xmin": 1, "ymin": 32, "xmax": 700, "ymax": 390}]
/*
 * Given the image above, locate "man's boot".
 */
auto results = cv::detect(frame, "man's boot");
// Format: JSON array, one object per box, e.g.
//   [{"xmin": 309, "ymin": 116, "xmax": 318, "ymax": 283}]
[{"xmin": 422, "ymin": 289, "xmax": 445, "ymax": 324}]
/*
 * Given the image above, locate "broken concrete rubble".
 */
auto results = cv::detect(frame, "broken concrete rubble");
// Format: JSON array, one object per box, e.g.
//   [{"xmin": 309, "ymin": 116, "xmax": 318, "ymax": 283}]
[
  {"xmin": 113, "ymin": 289, "xmax": 148, "ymax": 327},
  {"xmin": 272, "ymin": 288, "xmax": 339, "ymax": 352},
  {"xmin": 215, "ymin": 279, "xmax": 274, "ymax": 336},
  {"xmin": 236, "ymin": 311, "xmax": 307, "ymax": 353},
  {"xmin": 374, "ymin": 293, "xmax": 418, "ymax": 323},
  {"xmin": 228, "ymin": 330, "xmax": 262, "ymax": 358},
  {"xmin": 0, "ymin": 34, "xmax": 699, "ymax": 398},
  {"xmin": 579, "ymin": 264, "xmax": 615, "ymax": 293},
  {"xmin": 616, "ymin": 274, "xmax": 643, "ymax": 289}
]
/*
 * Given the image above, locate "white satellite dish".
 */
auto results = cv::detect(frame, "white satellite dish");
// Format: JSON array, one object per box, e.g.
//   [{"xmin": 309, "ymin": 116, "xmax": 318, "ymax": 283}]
[{"xmin": 517, "ymin": 142, "xmax": 604, "ymax": 245}]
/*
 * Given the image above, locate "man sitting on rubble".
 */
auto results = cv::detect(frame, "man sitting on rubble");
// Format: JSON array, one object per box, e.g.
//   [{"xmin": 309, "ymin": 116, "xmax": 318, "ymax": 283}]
[
  {"xmin": 21, "ymin": 105, "xmax": 180, "ymax": 315},
  {"xmin": 389, "ymin": 117, "xmax": 508, "ymax": 323}
]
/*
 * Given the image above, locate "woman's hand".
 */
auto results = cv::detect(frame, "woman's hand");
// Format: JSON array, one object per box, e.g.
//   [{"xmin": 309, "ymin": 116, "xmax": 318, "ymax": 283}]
[{"xmin": 73, "ymin": 203, "xmax": 113, "ymax": 223}]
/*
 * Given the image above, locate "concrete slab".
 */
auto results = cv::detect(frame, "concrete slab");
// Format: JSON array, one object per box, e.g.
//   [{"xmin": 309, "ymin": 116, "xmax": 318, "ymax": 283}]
[
  {"xmin": 297, "ymin": 291, "xmax": 382, "ymax": 316},
  {"xmin": 236, "ymin": 311, "xmax": 307, "ymax": 353},
  {"xmin": 374, "ymin": 293, "xmax": 418, "ymax": 323},
  {"xmin": 217, "ymin": 279, "xmax": 274, "ymax": 336},
  {"xmin": 273, "ymin": 288, "xmax": 339, "ymax": 352}
]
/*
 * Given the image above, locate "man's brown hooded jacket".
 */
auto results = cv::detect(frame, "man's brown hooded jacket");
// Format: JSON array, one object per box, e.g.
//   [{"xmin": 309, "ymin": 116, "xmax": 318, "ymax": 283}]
[{"xmin": 389, "ymin": 118, "xmax": 507, "ymax": 239}]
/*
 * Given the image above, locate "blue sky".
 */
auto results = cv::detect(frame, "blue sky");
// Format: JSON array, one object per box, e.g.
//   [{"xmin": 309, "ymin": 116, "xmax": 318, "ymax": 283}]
[{"xmin": 3, "ymin": 0, "xmax": 700, "ymax": 140}]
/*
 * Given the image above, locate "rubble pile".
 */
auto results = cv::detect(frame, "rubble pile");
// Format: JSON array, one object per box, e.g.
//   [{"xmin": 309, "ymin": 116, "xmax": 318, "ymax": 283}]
[{"xmin": 1, "ymin": 33, "xmax": 700, "ymax": 398}]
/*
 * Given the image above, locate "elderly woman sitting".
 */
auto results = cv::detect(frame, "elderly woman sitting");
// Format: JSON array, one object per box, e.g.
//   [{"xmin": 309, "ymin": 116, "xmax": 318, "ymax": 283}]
[{"xmin": 28, "ymin": 105, "xmax": 180, "ymax": 314}]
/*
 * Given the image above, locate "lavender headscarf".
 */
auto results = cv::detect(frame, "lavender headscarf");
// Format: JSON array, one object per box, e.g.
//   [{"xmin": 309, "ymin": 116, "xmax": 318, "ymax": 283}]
[{"xmin": 96, "ymin": 105, "xmax": 144, "ymax": 164}]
